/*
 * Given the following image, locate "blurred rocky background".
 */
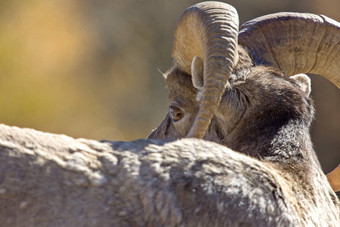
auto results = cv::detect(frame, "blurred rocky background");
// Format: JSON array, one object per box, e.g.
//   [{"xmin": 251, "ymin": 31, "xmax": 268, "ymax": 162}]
[{"xmin": 0, "ymin": 0, "xmax": 339, "ymax": 172}]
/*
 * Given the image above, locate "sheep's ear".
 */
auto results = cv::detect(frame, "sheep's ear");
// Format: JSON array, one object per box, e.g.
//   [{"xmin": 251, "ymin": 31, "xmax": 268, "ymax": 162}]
[
  {"xmin": 191, "ymin": 56, "xmax": 204, "ymax": 89},
  {"xmin": 291, "ymin": 74, "xmax": 311, "ymax": 96}
]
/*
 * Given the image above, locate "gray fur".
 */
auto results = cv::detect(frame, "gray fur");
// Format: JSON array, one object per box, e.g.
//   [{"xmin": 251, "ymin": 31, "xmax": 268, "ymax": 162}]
[{"xmin": 2, "ymin": 123, "xmax": 337, "ymax": 226}]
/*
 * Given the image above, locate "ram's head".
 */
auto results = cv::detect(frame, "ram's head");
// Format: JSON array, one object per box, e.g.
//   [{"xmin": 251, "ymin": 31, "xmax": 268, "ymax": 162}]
[{"xmin": 147, "ymin": 1, "xmax": 340, "ymax": 186}]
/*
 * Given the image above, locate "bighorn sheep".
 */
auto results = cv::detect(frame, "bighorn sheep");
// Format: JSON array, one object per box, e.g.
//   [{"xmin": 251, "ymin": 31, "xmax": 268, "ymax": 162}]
[
  {"xmin": 148, "ymin": 1, "xmax": 340, "ymax": 225},
  {"xmin": 0, "ymin": 1, "xmax": 339, "ymax": 226}
]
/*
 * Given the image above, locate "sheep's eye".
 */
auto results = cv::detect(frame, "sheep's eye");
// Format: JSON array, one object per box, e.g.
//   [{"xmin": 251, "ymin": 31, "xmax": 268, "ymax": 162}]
[{"xmin": 169, "ymin": 106, "xmax": 184, "ymax": 121}]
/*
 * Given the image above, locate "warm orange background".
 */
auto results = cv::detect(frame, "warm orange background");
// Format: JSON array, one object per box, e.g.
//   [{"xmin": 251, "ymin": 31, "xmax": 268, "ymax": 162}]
[{"xmin": 0, "ymin": 0, "xmax": 339, "ymax": 172}]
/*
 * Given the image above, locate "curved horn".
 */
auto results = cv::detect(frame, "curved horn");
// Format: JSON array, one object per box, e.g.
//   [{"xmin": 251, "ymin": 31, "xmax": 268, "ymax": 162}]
[
  {"xmin": 172, "ymin": 1, "xmax": 239, "ymax": 138},
  {"xmin": 238, "ymin": 13, "xmax": 340, "ymax": 88}
]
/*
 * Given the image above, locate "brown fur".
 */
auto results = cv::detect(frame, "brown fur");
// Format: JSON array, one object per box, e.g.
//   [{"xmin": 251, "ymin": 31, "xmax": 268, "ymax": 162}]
[{"xmin": 148, "ymin": 45, "xmax": 340, "ymax": 225}]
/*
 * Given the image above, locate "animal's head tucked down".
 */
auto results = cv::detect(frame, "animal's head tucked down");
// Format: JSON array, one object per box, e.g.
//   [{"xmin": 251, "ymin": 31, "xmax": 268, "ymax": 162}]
[
  {"xmin": 148, "ymin": 57, "xmax": 314, "ymax": 155},
  {"xmin": 148, "ymin": 2, "xmax": 340, "ymax": 157}
]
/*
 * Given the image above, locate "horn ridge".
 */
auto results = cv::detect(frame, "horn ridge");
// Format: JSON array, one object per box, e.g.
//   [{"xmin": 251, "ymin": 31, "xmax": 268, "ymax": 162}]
[
  {"xmin": 172, "ymin": 1, "xmax": 239, "ymax": 138},
  {"xmin": 239, "ymin": 12, "xmax": 340, "ymax": 88}
]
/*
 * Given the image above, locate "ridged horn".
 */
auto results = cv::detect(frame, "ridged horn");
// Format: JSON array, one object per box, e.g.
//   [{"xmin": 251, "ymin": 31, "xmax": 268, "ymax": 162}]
[
  {"xmin": 172, "ymin": 1, "xmax": 239, "ymax": 138},
  {"xmin": 238, "ymin": 13, "xmax": 340, "ymax": 88}
]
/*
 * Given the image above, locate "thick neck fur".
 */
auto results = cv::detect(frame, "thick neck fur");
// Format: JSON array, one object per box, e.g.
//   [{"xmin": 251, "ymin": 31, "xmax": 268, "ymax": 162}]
[
  {"xmin": 223, "ymin": 114, "xmax": 319, "ymax": 169},
  {"xmin": 231, "ymin": 119, "xmax": 312, "ymax": 162},
  {"xmin": 222, "ymin": 103, "xmax": 340, "ymax": 215},
  {"xmin": 262, "ymin": 120, "xmax": 314, "ymax": 163}
]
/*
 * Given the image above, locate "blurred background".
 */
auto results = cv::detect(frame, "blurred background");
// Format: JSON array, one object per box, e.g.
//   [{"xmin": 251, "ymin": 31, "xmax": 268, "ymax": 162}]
[{"xmin": 0, "ymin": 0, "xmax": 339, "ymax": 173}]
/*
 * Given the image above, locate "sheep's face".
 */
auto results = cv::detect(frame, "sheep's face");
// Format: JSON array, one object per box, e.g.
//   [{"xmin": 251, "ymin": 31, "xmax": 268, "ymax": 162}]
[{"xmin": 148, "ymin": 65, "xmax": 314, "ymax": 156}]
